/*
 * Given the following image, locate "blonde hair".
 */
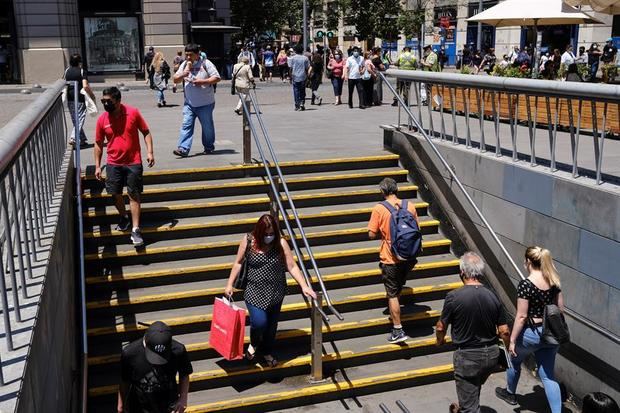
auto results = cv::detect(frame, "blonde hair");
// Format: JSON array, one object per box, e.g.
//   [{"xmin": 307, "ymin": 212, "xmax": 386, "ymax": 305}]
[
  {"xmin": 525, "ymin": 246, "xmax": 561, "ymax": 288},
  {"xmin": 151, "ymin": 52, "xmax": 164, "ymax": 72}
]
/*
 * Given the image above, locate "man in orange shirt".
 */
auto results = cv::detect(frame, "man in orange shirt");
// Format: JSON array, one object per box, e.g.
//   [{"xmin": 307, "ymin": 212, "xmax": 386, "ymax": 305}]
[{"xmin": 368, "ymin": 178, "xmax": 420, "ymax": 343}]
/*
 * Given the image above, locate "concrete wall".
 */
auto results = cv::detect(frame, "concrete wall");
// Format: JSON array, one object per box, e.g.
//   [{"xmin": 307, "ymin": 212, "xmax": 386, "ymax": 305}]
[
  {"xmin": 15, "ymin": 161, "xmax": 78, "ymax": 413},
  {"xmin": 384, "ymin": 127, "xmax": 620, "ymax": 403}
]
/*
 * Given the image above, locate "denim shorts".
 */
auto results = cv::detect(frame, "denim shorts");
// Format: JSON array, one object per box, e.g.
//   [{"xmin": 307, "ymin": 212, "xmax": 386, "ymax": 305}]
[{"xmin": 105, "ymin": 164, "xmax": 143, "ymax": 196}]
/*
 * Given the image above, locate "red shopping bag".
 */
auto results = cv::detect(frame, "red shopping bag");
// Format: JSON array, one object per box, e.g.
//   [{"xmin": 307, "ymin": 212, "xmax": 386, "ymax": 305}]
[{"xmin": 209, "ymin": 297, "xmax": 246, "ymax": 360}]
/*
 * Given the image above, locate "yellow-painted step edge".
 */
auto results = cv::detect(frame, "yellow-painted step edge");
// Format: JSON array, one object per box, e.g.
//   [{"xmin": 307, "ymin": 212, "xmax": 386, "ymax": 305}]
[
  {"xmin": 83, "ymin": 170, "xmax": 408, "ymax": 200},
  {"xmin": 185, "ymin": 364, "xmax": 455, "ymax": 412},
  {"xmin": 83, "ymin": 187, "xmax": 422, "ymax": 218},
  {"xmin": 82, "ymin": 154, "xmax": 401, "ymax": 181},
  {"xmin": 84, "ymin": 222, "xmax": 440, "ymax": 261},
  {"xmin": 88, "ymin": 310, "xmax": 442, "ymax": 366},
  {"xmin": 88, "ymin": 336, "xmax": 453, "ymax": 397}
]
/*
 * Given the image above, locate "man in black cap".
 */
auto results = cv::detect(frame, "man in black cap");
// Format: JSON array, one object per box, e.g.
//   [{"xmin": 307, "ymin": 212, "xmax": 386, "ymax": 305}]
[{"xmin": 117, "ymin": 321, "xmax": 193, "ymax": 413}]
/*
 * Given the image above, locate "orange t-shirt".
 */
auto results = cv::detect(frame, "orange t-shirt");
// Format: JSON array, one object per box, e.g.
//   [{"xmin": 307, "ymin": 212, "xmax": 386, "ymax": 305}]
[{"xmin": 367, "ymin": 199, "xmax": 419, "ymax": 264}]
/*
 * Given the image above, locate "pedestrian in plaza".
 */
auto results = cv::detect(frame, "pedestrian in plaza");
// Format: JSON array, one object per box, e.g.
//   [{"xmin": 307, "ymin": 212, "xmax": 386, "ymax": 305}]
[
  {"xmin": 224, "ymin": 214, "xmax": 316, "ymax": 367},
  {"xmin": 602, "ymin": 38, "xmax": 618, "ymax": 66},
  {"xmin": 150, "ymin": 52, "xmax": 171, "ymax": 108},
  {"xmin": 576, "ymin": 46, "xmax": 588, "ymax": 65},
  {"xmin": 117, "ymin": 321, "xmax": 192, "ymax": 413},
  {"xmin": 367, "ymin": 178, "xmax": 420, "ymax": 344},
  {"xmin": 308, "ymin": 51, "xmax": 324, "ymax": 106},
  {"xmin": 276, "ymin": 48, "xmax": 289, "ymax": 82},
  {"xmin": 172, "ymin": 43, "xmax": 221, "ymax": 158},
  {"xmin": 549, "ymin": 49, "xmax": 562, "ymax": 79},
  {"xmin": 361, "ymin": 51, "xmax": 376, "ymax": 108},
  {"xmin": 63, "ymin": 53, "xmax": 96, "ymax": 147},
  {"xmin": 588, "ymin": 43, "xmax": 602, "ymax": 82},
  {"xmin": 232, "ymin": 56, "xmax": 254, "ymax": 115},
  {"xmin": 327, "ymin": 51, "xmax": 345, "ymax": 105},
  {"xmin": 508, "ymin": 45, "xmax": 520, "ymax": 66},
  {"xmin": 144, "ymin": 46, "xmax": 155, "ymax": 89},
  {"xmin": 94, "ymin": 87, "xmax": 155, "ymax": 247},
  {"xmin": 496, "ymin": 246, "xmax": 564, "ymax": 413},
  {"xmin": 172, "ymin": 50, "xmax": 184, "ymax": 93},
  {"xmin": 262, "ymin": 45, "xmax": 275, "ymax": 82},
  {"xmin": 344, "ymin": 46, "xmax": 365, "ymax": 109},
  {"xmin": 561, "ymin": 44, "xmax": 576, "ymax": 67},
  {"xmin": 478, "ymin": 48, "xmax": 496, "ymax": 75},
  {"xmin": 237, "ymin": 45, "xmax": 256, "ymax": 69},
  {"xmin": 391, "ymin": 46, "xmax": 417, "ymax": 107},
  {"xmin": 288, "ymin": 44, "xmax": 310, "ymax": 111},
  {"xmin": 498, "ymin": 54, "xmax": 511, "ymax": 70},
  {"xmin": 438, "ymin": 46, "xmax": 447, "ymax": 71},
  {"xmin": 436, "ymin": 252, "xmax": 510, "ymax": 413},
  {"xmin": 582, "ymin": 392, "xmax": 620, "ymax": 413},
  {"xmin": 371, "ymin": 47, "xmax": 386, "ymax": 106},
  {"xmin": 565, "ymin": 63, "xmax": 582, "ymax": 82}
]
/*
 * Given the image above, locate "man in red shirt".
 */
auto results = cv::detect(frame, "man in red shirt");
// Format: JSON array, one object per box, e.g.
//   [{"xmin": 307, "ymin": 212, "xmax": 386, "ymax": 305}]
[{"xmin": 95, "ymin": 86, "xmax": 155, "ymax": 246}]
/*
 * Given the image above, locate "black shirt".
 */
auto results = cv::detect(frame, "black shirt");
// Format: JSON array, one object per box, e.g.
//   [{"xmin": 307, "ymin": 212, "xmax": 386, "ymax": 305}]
[
  {"xmin": 440, "ymin": 284, "xmax": 507, "ymax": 348},
  {"xmin": 121, "ymin": 338, "xmax": 193, "ymax": 413},
  {"xmin": 602, "ymin": 45, "xmax": 617, "ymax": 63},
  {"xmin": 64, "ymin": 67, "xmax": 86, "ymax": 102}
]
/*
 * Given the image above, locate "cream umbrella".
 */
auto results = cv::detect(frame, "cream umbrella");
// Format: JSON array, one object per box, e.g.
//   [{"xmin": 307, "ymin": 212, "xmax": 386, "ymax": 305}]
[
  {"xmin": 564, "ymin": 0, "xmax": 620, "ymax": 14},
  {"xmin": 467, "ymin": 0, "xmax": 604, "ymax": 77}
]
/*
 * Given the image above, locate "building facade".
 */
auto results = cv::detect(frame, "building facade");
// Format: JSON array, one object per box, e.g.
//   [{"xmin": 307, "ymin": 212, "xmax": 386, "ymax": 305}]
[{"xmin": 0, "ymin": 0, "xmax": 235, "ymax": 84}]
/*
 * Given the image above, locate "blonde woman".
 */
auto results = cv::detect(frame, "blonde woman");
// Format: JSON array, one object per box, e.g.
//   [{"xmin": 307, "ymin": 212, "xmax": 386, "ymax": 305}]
[
  {"xmin": 150, "ymin": 52, "xmax": 171, "ymax": 107},
  {"xmin": 496, "ymin": 246, "xmax": 564, "ymax": 413},
  {"xmin": 232, "ymin": 56, "xmax": 255, "ymax": 115}
]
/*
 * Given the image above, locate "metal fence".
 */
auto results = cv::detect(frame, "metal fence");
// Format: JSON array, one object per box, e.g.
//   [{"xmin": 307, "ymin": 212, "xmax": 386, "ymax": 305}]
[
  {"xmin": 0, "ymin": 79, "xmax": 68, "ymax": 384},
  {"xmin": 386, "ymin": 69, "xmax": 620, "ymax": 185}
]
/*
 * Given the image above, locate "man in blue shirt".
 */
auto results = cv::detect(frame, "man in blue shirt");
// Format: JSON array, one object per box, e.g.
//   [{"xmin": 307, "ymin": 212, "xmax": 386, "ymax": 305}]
[
  {"xmin": 287, "ymin": 44, "xmax": 310, "ymax": 111},
  {"xmin": 172, "ymin": 43, "xmax": 221, "ymax": 158}
]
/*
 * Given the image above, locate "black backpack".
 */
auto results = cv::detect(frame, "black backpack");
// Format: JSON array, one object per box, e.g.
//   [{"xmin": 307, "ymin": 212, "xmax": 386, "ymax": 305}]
[{"xmin": 532, "ymin": 286, "xmax": 570, "ymax": 345}]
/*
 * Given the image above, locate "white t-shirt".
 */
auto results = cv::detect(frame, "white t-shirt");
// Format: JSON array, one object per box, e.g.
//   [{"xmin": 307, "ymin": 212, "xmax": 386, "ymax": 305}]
[
  {"xmin": 346, "ymin": 55, "xmax": 364, "ymax": 79},
  {"xmin": 175, "ymin": 58, "xmax": 220, "ymax": 108},
  {"xmin": 561, "ymin": 51, "xmax": 575, "ymax": 66}
]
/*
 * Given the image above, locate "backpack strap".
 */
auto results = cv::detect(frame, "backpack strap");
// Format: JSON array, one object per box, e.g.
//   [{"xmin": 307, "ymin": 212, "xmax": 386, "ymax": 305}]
[
  {"xmin": 381, "ymin": 200, "xmax": 397, "ymax": 214},
  {"xmin": 401, "ymin": 199, "xmax": 408, "ymax": 211}
]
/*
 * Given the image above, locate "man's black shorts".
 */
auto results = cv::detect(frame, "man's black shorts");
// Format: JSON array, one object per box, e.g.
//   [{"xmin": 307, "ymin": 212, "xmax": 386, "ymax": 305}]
[
  {"xmin": 380, "ymin": 261, "xmax": 415, "ymax": 298},
  {"xmin": 106, "ymin": 164, "xmax": 143, "ymax": 196}
]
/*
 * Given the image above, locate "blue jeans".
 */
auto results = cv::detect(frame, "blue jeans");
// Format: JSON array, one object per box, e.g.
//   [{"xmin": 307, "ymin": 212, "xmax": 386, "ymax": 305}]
[
  {"xmin": 331, "ymin": 77, "xmax": 343, "ymax": 96},
  {"xmin": 67, "ymin": 101, "xmax": 87, "ymax": 142},
  {"xmin": 155, "ymin": 88, "xmax": 165, "ymax": 103},
  {"xmin": 292, "ymin": 81, "xmax": 306, "ymax": 108},
  {"xmin": 590, "ymin": 61, "xmax": 599, "ymax": 81},
  {"xmin": 507, "ymin": 326, "xmax": 561, "ymax": 413},
  {"xmin": 177, "ymin": 103, "xmax": 215, "ymax": 152},
  {"xmin": 246, "ymin": 302, "xmax": 282, "ymax": 354}
]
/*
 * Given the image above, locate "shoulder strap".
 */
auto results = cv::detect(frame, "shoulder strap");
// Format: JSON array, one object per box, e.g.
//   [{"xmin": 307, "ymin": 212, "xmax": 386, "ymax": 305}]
[
  {"xmin": 381, "ymin": 201, "xmax": 397, "ymax": 214},
  {"xmin": 401, "ymin": 199, "xmax": 408, "ymax": 210},
  {"xmin": 244, "ymin": 233, "xmax": 252, "ymax": 256}
]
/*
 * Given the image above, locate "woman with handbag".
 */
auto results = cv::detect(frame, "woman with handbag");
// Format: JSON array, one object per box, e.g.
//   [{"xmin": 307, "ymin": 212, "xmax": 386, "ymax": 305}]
[
  {"xmin": 327, "ymin": 51, "xmax": 345, "ymax": 105},
  {"xmin": 224, "ymin": 214, "xmax": 316, "ymax": 366},
  {"xmin": 496, "ymin": 246, "xmax": 565, "ymax": 413},
  {"xmin": 150, "ymin": 52, "xmax": 170, "ymax": 107},
  {"xmin": 231, "ymin": 56, "xmax": 254, "ymax": 115}
]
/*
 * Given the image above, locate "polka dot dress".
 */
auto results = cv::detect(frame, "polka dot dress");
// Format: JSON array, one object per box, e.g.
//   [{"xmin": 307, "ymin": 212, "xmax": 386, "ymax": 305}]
[
  {"xmin": 243, "ymin": 236, "xmax": 287, "ymax": 310},
  {"xmin": 517, "ymin": 279, "xmax": 561, "ymax": 319}
]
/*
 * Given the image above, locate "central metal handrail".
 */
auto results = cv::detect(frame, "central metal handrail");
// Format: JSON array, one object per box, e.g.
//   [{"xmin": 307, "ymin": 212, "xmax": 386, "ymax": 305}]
[
  {"xmin": 237, "ymin": 92, "xmax": 342, "ymax": 322},
  {"xmin": 380, "ymin": 72, "xmax": 620, "ymax": 346}
]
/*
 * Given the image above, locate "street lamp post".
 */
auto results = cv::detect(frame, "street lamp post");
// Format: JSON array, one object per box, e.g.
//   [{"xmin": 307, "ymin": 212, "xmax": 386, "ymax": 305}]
[
  {"xmin": 303, "ymin": 0, "xmax": 308, "ymax": 51},
  {"xmin": 476, "ymin": 0, "xmax": 483, "ymax": 51}
]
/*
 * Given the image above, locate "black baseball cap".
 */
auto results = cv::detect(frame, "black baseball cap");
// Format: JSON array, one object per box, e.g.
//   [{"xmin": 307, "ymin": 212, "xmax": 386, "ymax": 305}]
[{"xmin": 144, "ymin": 321, "xmax": 172, "ymax": 365}]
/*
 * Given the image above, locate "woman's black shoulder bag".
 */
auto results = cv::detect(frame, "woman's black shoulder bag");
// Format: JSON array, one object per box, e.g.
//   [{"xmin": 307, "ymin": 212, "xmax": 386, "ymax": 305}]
[{"xmin": 233, "ymin": 233, "xmax": 252, "ymax": 290}]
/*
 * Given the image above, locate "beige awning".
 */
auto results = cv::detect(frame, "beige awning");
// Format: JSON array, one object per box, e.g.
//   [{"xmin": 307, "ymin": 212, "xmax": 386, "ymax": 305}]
[{"xmin": 564, "ymin": 0, "xmax": 620, "ymax": 14}]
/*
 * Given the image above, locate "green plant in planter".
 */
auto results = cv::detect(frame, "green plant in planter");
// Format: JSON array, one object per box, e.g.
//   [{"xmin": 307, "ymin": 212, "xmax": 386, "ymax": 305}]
[
  {"xmin": 460, "ymin": 65, "xmax": 474, "ymax": 75},
  {"xmin": 602, "ymin": 63, "xmax": 618, "ymax": 83}
]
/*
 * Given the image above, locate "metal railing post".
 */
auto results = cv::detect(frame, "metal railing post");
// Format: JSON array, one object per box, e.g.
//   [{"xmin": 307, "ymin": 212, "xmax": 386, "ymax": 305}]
[
  {"xmin": 242, "ymin": 97, "xmax": 252, "ymax": 165},
  {"xmin": 309, "ymin": 291, "xmax": 324, "ymax": 383}
]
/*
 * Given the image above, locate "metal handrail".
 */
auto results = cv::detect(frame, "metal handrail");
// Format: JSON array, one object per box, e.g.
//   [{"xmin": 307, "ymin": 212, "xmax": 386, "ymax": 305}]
[
  {"xmin": 380, "ymin": 72, "xmax": 620, "ymax": 346},
  {"xmin": 247, "ymin": 91, "xmax": 344, "ymax": 321},
  {"xmin": 237, "ymin": 94, "xmax": 337, "ymax": 322}
]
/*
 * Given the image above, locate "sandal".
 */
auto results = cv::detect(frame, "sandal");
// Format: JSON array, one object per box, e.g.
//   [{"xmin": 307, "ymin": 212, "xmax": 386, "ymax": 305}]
[{"xmin": 263, "ymin": 354, "xmax": 278, "ymax": 367}]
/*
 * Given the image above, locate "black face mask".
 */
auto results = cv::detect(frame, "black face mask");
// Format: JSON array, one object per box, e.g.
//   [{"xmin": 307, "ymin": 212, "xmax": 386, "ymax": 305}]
[{"xmin": 103, "ymin": 101, "xmax": 116, "ymax": 113}]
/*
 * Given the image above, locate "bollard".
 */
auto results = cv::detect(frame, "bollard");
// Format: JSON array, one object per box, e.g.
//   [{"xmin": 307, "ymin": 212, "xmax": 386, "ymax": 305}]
[{"xmin": 242, "ymin": 106, "xmax": 251, "ymax": 165}]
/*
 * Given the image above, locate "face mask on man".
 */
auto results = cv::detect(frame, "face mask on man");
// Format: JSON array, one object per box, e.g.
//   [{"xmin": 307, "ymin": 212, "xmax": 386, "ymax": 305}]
[
  {"xmin": 102, "ymin": 100, "xmax": 116, "ymax": 113},
  {"xmin": 353, "ymin": 51, "xmax": 359, "ymax": 58},
  {"xmin": 264, "ymin": 234, "xmax": 275, "ymax": 244}
]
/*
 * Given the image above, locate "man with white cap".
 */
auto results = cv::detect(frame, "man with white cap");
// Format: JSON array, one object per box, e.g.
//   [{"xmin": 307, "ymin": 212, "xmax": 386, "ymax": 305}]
[{"xmin": 117, "ymin": 321, "xmax": 193, "ymax": 413}]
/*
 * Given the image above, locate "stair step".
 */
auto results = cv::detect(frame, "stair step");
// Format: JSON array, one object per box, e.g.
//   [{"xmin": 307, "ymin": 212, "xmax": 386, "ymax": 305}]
[
  {"xmin": 87, "ymin": 336, "xmax": 454, "ymax": 398},
  {"xmin": 81, "ymin": 154, "xmax": 401, "ymax": 189},
  {"xmin": 82, "ymin": 169, "xmax": 409, "ymax": 206}
]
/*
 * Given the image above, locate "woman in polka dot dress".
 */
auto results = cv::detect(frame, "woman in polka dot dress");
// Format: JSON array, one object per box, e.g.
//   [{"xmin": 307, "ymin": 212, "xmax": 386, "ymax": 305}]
[
  {"xmin": 495, "ymin": 246, "xmax": 565, "ymax": 413},
  {"xmin": 225, "ymin": 214, "xmax": 316, "ymax": 366}
]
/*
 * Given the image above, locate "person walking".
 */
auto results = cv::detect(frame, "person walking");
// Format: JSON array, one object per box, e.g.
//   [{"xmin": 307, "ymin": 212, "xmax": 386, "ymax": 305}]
[
  {"xmin": 224, "ymin": 214, "xmax": 316, "ymax": 366},
  {"xmin": 144, "ymin": 46, "xmax": 155, "ymax": 89},
  {"xmin": 117, "ymin": 321, "xmax": 192, "ymax": 413},
  {"xmin": 308, "ymin": 51, "xmax": 324, "ymax": 106},
  {"xmin": 172, "ymin": 44, "xmax": 221, "ymax": 158},
  {"xmin": 63, "ymin": 53, "xmax": 96, "ymax": 147},
  {"xmin": 371, "ymin": 47, "xmax": 386, "ymax": 106},
  {"xmin": 367, "ymin": 178, "xmax": 420, "ymax": 343},
  {"xmin": 287, "ymin": 44, "xmax": 310, "ymax": 111},
  {"xmin": 237, "ymin": 46, "xmax": 256, "ymax": 69},
  {"xmin": 478, "ymin": 48, "xmax": 496, "ymax": 75},
  {"xmin": 436, "ymin": 252, "xmax": 510, "ymax": 413},
  {"xmin": 391, "ymin": 46, "xmax": 417, "ymax": 106},
  {"xmin": 94, "ymin": 87, "xmax": 155, "ymax": 247},
  {"xmin": 361, "ymin": 51, "xmax": 376, "ymax": 108},
  {"xmin": 172, "ymin": 50, "xmax": 184, "ymax": 93},
  {"xmin": 588, "ymin": 43, "xmax": 602, "ymax": 82},
  {"xmin": 276, "ymin": 48, "xmax": 289, "ymax": 82},
  {"xmin": 232, "ymin": 56, "xmax": 254, "ymax": 115},
  {"xmin": 561, "ymin": 44, "xmax": 576, "ymax": 68},
  {"xmin": 344, "ymin": 46, "xmax": 365, "ymax": 109},
  {"xmin": 262, "ymin": 45, "xmax": 275, "ymax": 82},
  {"xmin": 496, "ymin": 246, "xmax": 565, "ymax": 413},
  {"xmin": 150, "ymin": 52, "xmax": 171, "ymax": 107},
  {"xmin": 327, "ymin": 51, "xmax": 345, "ymax": 105}
]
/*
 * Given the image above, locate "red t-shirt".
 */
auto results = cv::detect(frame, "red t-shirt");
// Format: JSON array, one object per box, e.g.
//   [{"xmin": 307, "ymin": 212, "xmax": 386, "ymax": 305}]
[{"xmin": 95, "ymin": 104, "xmax": 149, "ymax": 165}]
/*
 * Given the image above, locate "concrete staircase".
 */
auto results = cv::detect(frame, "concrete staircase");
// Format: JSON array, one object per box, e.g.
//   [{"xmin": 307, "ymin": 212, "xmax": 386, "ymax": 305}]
[{"xmin": 82, "ymin": 154, "xmax": 462, "ymax": 412}]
